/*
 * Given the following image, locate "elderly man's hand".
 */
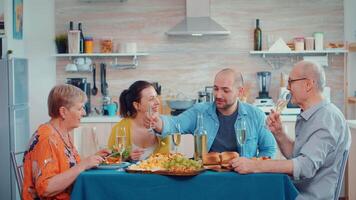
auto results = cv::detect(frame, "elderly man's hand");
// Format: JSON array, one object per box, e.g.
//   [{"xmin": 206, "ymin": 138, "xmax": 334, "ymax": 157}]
[
  {"xmin": 266, "ymin": 109, "xmax": 284, "ymax": 136},
  {"xmin": 231, "ymin": 157, "xmax": 259, "ymax": 174}
]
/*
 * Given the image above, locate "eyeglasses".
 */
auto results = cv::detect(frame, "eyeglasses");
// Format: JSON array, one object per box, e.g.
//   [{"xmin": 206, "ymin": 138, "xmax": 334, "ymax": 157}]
[{"xmin": 288, "ymin": 77, "xmax": 308, "ymax": 86}]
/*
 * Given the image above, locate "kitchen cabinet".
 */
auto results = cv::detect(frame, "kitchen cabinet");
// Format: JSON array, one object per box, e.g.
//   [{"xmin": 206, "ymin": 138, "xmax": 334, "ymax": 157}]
[
  {"xmin": 55, "ymin": 52, "xmax": 148, "ymax": 71},
  {"xmin": 72, "ymin": 122, "xmax": 116, "ymax": 157}
]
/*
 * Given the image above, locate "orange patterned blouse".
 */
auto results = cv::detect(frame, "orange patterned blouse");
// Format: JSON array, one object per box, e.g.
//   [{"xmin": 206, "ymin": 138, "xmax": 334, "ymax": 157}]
[{"xmin": 22, "ymin": 123, "xmax": 80, "ymax": 200}]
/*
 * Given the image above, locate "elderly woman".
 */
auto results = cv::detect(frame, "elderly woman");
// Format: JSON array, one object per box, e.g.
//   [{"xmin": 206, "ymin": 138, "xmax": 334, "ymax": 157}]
[
  {"xmin": 107, "ymin": 80, "xmax": 170, "ymax": 161},
  {"xmin": 22, "ymin": 84, "xmax": 109, "ymax": 200}
]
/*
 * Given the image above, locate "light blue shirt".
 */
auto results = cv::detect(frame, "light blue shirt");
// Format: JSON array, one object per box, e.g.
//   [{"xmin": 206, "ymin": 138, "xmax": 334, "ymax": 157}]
[
  {"xmin": 291, "ymin": 100, "xmax": 351, "ymax": 200},
  {"xmin": 161, "ymin": 102, "xmax": 277, "ymax": 158}
]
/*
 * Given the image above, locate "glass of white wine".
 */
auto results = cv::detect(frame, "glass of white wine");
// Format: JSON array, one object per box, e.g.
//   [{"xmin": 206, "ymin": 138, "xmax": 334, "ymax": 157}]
[
  {"xmin": 172, "ymin": 123, "xmax": 182, "ymax": 153},
  {"xmin": 235, "ymin": 118, "xmax": 247, "ymax": 157},
  {"xmin": 115, "ymin": 127, "xmax": 126, "ymax": 162},
  {"xmin": 275, "ymin": 90, "xmax": 291, "ymax": 113},
  {"xmin": 147, "ymin": 103, "xmax": 155, "ymax": 134}
]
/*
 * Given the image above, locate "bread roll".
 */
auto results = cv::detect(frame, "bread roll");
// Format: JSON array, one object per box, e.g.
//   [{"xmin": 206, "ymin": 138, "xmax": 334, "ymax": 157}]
[
  {"xmin": 203, "ymin": 165, "xmax": 222, "ymax": 170},
  {"xmin": 203, "ymin": 152, "xmax": 221, "ymax": 165}
]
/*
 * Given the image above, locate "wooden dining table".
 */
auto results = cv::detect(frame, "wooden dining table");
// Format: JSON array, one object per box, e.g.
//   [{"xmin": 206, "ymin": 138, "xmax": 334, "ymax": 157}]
[{"xmin": 71, "ymin": 169, "xmax": 298, "ymax": 200}]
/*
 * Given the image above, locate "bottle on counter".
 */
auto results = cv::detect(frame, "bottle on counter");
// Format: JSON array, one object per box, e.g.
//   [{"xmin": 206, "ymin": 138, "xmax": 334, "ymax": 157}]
[
  {"xmin": 69, "ymin": 21, "xmax": 74, "ymax": 31},
  {"xmin": 194, "ymin": 113, "xmax": 207, "ymax": 161},
  {"xmin": 68, "ymin": 21, "xmax": 80, "ymax": 54},
  {"xmin": 78, "ymin": 22, "xmax": 85, "ymax": 53},
  {"xmin": 84, "ymin": 37, "xmax": 94, "ymax": 53},
  {"xmin": 254, "ymin": 19, "xmax": 262, "ymax": 51}
]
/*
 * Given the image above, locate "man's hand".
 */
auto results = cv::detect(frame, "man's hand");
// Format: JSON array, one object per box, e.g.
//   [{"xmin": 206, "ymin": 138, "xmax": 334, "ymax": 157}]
[
  {"xmin": 266, "ymin": 109, "xmax": 284, "ymax": 136},
  {"xmin": 231, "ymin": 157, "xmax": 259, "ymax": 174}
]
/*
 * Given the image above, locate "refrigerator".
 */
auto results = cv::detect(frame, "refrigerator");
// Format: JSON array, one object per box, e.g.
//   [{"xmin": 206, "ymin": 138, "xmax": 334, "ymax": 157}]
[{"xmin": 0, "ymin": 58, "xmax": 30, "ymax": 200}]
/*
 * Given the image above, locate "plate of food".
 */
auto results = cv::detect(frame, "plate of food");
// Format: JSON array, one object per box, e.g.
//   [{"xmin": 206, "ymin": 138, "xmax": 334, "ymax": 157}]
[
  {"xmin": 97, "ymin": 162, "xmax": 131, "ymax": 170},
  {"xmin": 126, "ymin": 153, "xmax": 204, "ymax": 176}
]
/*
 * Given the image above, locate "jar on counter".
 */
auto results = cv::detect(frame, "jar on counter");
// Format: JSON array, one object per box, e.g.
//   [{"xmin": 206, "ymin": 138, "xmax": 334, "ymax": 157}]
[
  {"xmin": 84, "ymin": 37, "xmax": 94, "ymax": 53},
  {"xmin": 305, "ymin": 37, "xmax": 314, "ymax": 50},
  {"xmin": 294, "ymin": 37, "xmax": 304, "ymax": 51},
  {"xmin": 100, "ymin": 38, "xmax": 113, "ymax": 53},
  {"xmin": 314, "ymin": 32, "xmax": 324, "ymax": 50}
]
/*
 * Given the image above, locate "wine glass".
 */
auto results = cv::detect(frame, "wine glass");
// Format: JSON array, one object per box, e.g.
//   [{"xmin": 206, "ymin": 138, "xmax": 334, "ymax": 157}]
[
  {"xmin": 115, "ymin": 127, "xmax": 126, "ymax": 163},
  {"xmin": 147, "ymin": 103, "xmax": 155, "ymax": 134},
  {"xmin": 275, "ymin": 90, "xmax": 291, "ymax": 113},
  {"xmin": 172, "ymin": 123, "xmax": 182, "ymax": 153},
  {"xmin": 235, "ymin": 118, "xmax": 247, "ymax": 157}
]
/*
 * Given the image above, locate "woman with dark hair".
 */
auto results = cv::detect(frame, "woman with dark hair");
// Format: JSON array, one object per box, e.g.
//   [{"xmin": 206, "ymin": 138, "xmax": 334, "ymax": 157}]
[{"xmin": 107, "ymin": 80, "xmax": 170, "ymax": 161}]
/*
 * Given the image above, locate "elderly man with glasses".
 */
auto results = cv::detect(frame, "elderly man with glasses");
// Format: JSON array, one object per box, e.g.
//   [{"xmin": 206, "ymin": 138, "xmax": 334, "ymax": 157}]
[{"xmin": 231, "ymin": 60, "xmax": 351, "ymax": 200}]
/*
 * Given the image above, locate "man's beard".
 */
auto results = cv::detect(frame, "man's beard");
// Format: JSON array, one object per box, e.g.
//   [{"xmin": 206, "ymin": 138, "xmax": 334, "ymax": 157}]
[{"xmin": 215, "ymin": 99, "xmax": 235, "ymax": 110}]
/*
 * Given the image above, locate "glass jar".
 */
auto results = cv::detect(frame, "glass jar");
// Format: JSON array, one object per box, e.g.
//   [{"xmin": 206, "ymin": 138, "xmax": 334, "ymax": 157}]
[
  {"xmin": 84, "ymin": 37, "xmax": 94, "ymax": 53},
  {"xmin": 305, "ymin": 37, "xmax": 314, "ymax": 51},
  {"xmin": 100, "ymin": 38, "xmax": 113, "ymax": 53},
  {"xmin": 314, "ymin": 32, "xmax": 324, "ymax": 50},
  {"xmin": 294, "ymin": 37, "xmax": 304, "ymax": 51}
]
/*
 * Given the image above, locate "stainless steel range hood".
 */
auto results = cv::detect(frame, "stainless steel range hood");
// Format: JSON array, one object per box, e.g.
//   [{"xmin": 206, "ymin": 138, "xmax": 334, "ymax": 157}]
[{"xmin": 166, "ymin": 0, "xmax": 230, "ymax": 36}]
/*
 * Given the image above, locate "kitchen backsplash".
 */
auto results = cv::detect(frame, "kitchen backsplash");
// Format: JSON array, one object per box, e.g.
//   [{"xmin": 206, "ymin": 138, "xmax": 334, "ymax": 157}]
[{"xmin": 55, "ymin": 0, "xmax": 345, "ymax": 112}]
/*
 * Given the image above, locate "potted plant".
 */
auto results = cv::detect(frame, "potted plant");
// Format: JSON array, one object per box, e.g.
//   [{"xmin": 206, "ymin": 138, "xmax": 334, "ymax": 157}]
[{"xmin": 55, "ymin": 34, "xmax": 68, "ymax": 54}]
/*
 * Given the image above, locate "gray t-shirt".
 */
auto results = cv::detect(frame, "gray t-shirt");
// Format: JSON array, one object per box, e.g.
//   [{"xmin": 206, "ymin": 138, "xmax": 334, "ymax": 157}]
[
  {"xmin": 210, "ymin": 108, "xmax": 238, "ymax": 152},
  {"xmin": 291, "ymin": 100, "xmax": 351, "ymax": 200}
]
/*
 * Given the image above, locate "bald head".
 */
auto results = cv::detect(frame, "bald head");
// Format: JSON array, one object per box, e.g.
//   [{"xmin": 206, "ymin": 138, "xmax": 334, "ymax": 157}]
[
  {"xmin": 215, "ymin": 68, "xmax": 243, "ymax": 88},
  {"xmin": 293, "ymin": 61, "xmax": 326, "ymax": 92}
]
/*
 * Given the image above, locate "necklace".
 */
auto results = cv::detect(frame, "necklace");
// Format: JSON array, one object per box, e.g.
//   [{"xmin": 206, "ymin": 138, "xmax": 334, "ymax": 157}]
[{"xmin": 50, "ymin": 123, "xmax": 74, "ymax": 150}]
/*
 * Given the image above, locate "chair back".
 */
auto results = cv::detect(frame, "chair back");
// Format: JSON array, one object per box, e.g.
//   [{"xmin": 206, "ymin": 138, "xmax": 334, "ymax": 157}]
[
  {"xmin": 10, "ymin": 151, "xmax": 25, "ymax": 199},
  {"xmin": 334, "ymin": 149, "xmax": 349, "ymax": 200}
]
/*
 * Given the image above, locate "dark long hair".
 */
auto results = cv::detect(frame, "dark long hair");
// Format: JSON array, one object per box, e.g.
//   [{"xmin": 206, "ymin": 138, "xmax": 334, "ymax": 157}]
[{"xmin": 119, "ymin": 80, "xmax": 153, "ymax": 118}]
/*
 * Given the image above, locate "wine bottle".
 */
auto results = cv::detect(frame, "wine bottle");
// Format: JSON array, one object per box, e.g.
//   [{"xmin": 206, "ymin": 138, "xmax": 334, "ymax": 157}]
[
  {"xmin": 193, "ymin": 113, "xmax": 207, "ymax": 160},
  {"xmin": 69, "ymin": 21, "xmax": 73, "ymax": 31},
  {"xmin": 254, "ymin": 19, "xmax": 262, "ymax": 51},
  {"xmin": 78, "ymin": 22, "xmax": 85, "ymax": 53}
]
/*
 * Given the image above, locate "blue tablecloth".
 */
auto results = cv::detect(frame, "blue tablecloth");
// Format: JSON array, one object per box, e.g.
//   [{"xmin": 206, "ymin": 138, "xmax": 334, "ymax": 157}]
[{"xmin": 71, "ymin": 170, "xmax": 298, "ymax": 200}]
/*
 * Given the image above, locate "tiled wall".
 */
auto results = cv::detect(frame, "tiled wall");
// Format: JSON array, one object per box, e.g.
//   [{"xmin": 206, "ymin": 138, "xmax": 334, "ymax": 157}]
[{"xmin": 55, "ymin": 0, "xmax": 346, "ymax": 112}]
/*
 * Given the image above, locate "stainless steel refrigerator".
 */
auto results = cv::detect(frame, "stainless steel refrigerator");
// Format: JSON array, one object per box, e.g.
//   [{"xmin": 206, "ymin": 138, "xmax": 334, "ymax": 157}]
[{"xmin": 0, "ymin": 58, "xmax": 30, "ymax": 200}]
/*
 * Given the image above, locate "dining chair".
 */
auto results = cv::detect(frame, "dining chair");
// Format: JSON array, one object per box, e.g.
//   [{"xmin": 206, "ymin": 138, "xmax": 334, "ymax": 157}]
[
  {"xmin": 10, "ymin": 151, "xmax": 25, "ymax": 199},
  {"xmin": 334, "ymin": 149, "xmax": 349, "ymax": 200}
]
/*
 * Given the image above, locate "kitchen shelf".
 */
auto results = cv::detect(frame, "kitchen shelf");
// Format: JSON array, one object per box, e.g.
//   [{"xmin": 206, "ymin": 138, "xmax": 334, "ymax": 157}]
[
  {"xmin": 55, "ymin": 52, "xmax": 149, "ymax": 69},
  {"xmin": 250, "ymin": 49, "xmax": 347, "ymax": 69},
  {"xmin": 250, "ymin": 49, "xmax": 347, "ymax": 57},
  {"xmin": 55, "ymin": 52, "xmax": 148, "ymax": 57}
]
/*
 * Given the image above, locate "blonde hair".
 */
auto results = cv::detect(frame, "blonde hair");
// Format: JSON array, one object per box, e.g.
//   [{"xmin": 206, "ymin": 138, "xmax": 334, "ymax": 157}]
[{"xmin": 48, "ymin": 84, "xmax": 87, "ymax": 118}]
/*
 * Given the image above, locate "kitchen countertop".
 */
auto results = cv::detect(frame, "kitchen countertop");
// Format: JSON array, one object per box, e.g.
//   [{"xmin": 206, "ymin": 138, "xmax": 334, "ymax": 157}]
[
  {"xmin": 81, "ymin": 116, "xmax": 120, "ymax": 123},
  {"xmin": 80, "ymin": 115, "xmax": 297, "ymax": 123}
]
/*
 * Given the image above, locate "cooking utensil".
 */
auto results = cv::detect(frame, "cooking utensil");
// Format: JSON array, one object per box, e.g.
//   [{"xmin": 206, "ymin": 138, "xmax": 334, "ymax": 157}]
[
  {"xmin": 100, "ymin": 63, "xmax": 108, "ymax": 96},
  {"xmin": 167, "ymin": 99, "xmax": 196, "ymax": 110},
  {"xmin": 91, "ymin": 64, "xmax": 98, "ymax": 95}
]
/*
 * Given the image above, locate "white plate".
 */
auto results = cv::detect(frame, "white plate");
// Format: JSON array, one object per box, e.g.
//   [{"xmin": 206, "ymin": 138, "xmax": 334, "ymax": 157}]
[{"xmin": 96, "ymin": 162, "xmax": 131, "ymax": 170}]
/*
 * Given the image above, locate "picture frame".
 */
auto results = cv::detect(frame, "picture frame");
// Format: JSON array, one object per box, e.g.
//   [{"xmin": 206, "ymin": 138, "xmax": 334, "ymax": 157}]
[{"xmin": 12, "ymin": 0, "xmax": 23, "ymax": 40}]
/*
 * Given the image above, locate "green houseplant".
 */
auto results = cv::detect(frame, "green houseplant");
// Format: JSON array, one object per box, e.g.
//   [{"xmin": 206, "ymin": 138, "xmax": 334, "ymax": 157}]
[{"xmin": 55, "ymin": 34, "xmax": 68, "ymax": 54}]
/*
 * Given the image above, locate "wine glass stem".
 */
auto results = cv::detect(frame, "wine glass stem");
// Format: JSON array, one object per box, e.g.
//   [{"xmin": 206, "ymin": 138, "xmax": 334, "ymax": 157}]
[{"xmin": 241, "ymin": 145, "xmax": 244, "ymax": 157}]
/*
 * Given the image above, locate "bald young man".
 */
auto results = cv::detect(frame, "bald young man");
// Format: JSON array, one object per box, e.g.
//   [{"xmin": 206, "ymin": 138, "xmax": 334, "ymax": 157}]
[
  {"xmin": 231, "ymin": 61, "xmax": 351, "ymax": 200},
  {"xmin": 152, "ymin": 68, "xmax": 276, "ymax": 158}
]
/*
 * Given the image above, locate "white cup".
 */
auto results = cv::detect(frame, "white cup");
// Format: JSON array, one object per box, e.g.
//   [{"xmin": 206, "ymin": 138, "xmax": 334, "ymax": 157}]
[
  {"xmin": 121, "ymin": 42, "xmax": 137, "ymax": 53},
  {"xmin": 65, "ymin": 63, "xmax": 78, "ymax": 72}
]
